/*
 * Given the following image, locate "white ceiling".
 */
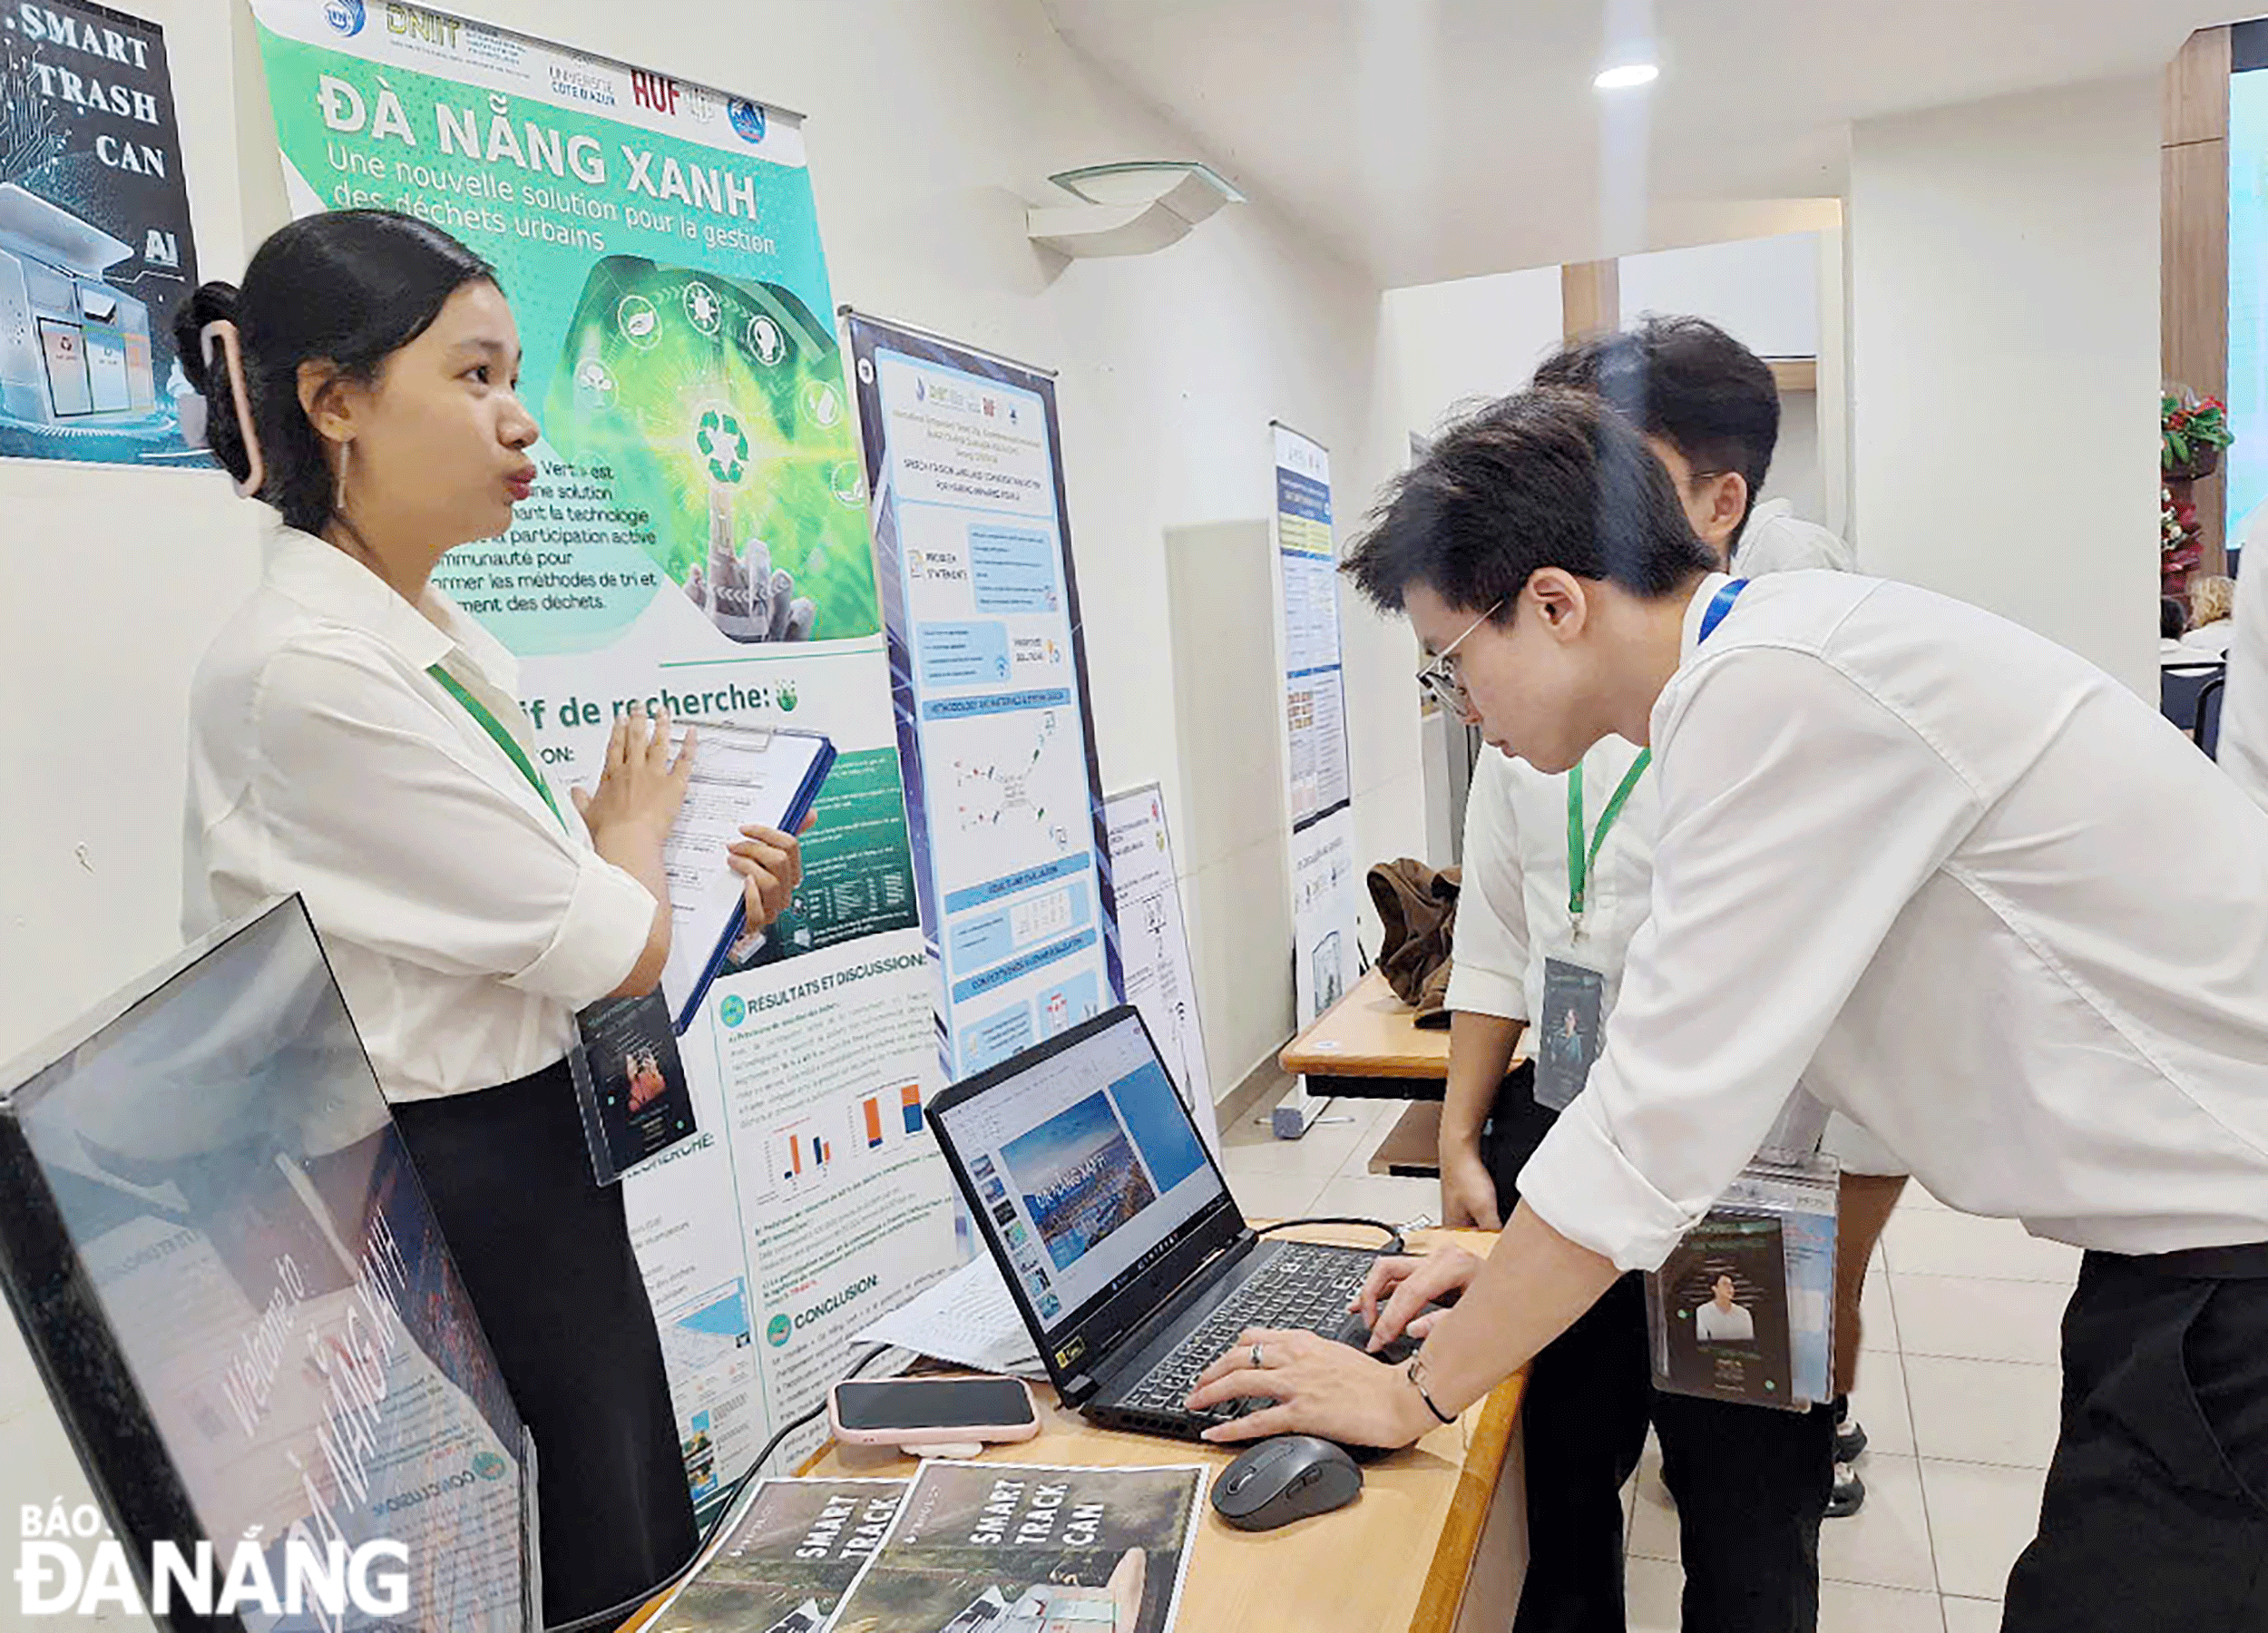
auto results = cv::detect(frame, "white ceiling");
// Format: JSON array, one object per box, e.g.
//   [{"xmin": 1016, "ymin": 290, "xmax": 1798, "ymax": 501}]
[{"xmin": 1042, "ymin": 0, "xmax": 2227, "ymax": 288}]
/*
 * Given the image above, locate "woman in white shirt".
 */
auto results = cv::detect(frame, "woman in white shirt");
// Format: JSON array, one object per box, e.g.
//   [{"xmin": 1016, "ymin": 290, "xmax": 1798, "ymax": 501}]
[{"xmin": 175, "ymin": 210, "xmax": 802, "ymax": 1624}]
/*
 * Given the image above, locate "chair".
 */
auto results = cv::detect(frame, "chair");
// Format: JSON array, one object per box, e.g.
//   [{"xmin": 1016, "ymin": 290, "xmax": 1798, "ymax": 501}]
[
  {"xmin": 2196, "ymin": 672, "xmax": 2227, "ymax": 757},
  {"xmin": 2161, "ymin": 661, "xmax": 2227, "ymax": 744}
]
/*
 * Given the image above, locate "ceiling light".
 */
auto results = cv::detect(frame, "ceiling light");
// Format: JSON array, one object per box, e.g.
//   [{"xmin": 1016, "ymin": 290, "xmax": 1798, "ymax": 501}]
[{"xmin": 1594, "ymin": 64, "xmax": 1659, "ymax": 91}]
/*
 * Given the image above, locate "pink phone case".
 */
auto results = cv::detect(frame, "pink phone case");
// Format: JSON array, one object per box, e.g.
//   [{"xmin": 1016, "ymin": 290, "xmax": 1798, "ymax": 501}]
[{"xmin": 826, "ymin": 1378, "xmax": 1043, "ymax": 1448}]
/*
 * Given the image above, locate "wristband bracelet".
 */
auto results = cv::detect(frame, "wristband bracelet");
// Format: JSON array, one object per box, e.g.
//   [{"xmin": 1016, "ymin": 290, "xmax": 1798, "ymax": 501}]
[{"xmin": 1405, "ymin": 1357, "xmax": 1454, "ymax": 1424}]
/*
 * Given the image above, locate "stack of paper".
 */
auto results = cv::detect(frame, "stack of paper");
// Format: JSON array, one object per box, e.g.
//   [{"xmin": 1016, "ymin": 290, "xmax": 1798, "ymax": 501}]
[{"xmin": 852, "ymin": 1256, "xmax": 1048, "ymax": 1379}]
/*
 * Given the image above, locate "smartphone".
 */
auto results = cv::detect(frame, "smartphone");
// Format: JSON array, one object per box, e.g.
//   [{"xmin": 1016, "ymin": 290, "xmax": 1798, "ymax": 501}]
[{"xmin": 827, "ymin": 1376, "xmax": 1041, "ymax": 1448}]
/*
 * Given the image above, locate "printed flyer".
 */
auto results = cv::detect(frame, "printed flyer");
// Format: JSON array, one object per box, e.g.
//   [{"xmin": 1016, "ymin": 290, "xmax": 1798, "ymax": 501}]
[
  {"xmin": 830, "ymin": 1462, "xmax": 1206, "ymax": 1633},
  {"xmin": 249, "ymin": 0, "xmax": 951, "ymax": 1517},
  {"xmin": 0, "ymin": 0, "xmax": 207, "ymax": 464},
  {"xmin": 650, "ymin": 1478, "xmax": 910, "ymax": 1633}
]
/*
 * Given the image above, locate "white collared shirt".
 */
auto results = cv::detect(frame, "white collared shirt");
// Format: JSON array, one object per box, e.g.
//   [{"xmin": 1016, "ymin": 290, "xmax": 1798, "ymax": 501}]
[
  {"xmin": 184, "ymin": 531, "xmax": 656, "ymax": 1103},
  {"xmin": 1519, "ymin": 571, "xmax": 2268, "ymax": 1270},
  {"xmin": 1446, "ymin": 522, "xmax": 1854, "ymax": 1159},
  {"xmin": 1734, "ymin": 499, "xmax": 1857, "ymax": 577},
  {"xmin": 1446, "ymin": 735, "xmax": 1657, "ymax": 1041}
]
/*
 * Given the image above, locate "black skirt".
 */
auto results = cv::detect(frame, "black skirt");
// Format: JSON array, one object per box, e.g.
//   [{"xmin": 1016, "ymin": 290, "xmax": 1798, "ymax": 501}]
[{"xmin": 392, "ymin": 1055, "xmax": 697, "ymax": 1627}]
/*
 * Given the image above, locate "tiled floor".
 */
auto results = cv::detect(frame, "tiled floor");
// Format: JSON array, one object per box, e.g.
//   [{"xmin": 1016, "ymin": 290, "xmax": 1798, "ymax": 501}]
[{"xmin": 1215, "ymin": 1090, "xmax": 2076, "ymax": 1633}]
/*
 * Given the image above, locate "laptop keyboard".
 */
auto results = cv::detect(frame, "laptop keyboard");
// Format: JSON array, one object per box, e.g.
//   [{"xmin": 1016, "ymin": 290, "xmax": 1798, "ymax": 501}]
[{"xmin": 1119, "ymin": 1244, "xmax": 1374, "ymax": 1419}]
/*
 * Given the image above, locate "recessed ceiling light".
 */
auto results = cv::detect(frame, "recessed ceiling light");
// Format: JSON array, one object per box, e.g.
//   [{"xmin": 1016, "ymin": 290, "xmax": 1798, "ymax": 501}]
[{"xmin": 1594, "ymin": 64, "xmax": 1659, "ymax": 90}]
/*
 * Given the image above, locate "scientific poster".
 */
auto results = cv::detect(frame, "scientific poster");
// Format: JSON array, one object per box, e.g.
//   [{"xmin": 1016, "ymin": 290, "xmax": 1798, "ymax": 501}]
[
  {"xmin": 1271, "ymin": 424, "xmax": 1362, "ymax": 1027},
  {"xmin": 249, "ymin": 0, "xmax": 949, "ymax": 1517},
  {"xmin": 1103, "ymin": 783, "xmax": 1218, "ymax": 1152},
  {"xmin": 0, "ymin": 0, "xmax": 206, "ymax": 464},
  {"xmin": 846, "ymin": 313, "xmax": 1121, "ymax": 1081}
]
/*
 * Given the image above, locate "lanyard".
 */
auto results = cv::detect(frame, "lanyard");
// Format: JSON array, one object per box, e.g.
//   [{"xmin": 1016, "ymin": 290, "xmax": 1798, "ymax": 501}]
[
  {"xmin": 1566, "ymin": 750, "xmax": 1650, "ymax": 923},
  {"xmin": 425, "ymin": 664, "xmax": 567, "ymax": 834},
  {"xmin": 1564, "ymin": 578, "xmax": 1747, "ymax": 924}
]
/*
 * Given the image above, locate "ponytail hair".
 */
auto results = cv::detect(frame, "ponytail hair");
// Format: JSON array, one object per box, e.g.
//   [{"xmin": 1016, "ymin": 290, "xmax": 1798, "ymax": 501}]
[{"xmin": 172, "ymin": 211, "xmax": 497, "ymax": 535}]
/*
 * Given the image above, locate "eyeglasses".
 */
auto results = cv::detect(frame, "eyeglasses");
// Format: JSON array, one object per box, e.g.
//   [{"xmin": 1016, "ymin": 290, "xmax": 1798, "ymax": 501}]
[{"xmin": 1416, "ymin": 601, "xmax": 1505, "ymax": 716}]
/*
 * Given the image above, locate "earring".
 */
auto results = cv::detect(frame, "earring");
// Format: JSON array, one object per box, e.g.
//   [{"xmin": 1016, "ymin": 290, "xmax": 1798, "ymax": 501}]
[{"xmin": 335, "ymin": 439, "xmax": 354, "ymax": 520}]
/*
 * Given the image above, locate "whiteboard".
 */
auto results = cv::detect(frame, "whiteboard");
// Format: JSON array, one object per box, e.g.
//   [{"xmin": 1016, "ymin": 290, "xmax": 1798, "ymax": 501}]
[{"xmin": 1103, "ymin": 784, "xmax": 1220, "ymax": 1153}]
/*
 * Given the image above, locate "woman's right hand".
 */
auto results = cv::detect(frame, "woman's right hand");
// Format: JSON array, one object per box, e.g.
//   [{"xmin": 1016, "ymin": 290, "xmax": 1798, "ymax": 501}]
[
  {"xmin": 1354, "ymin": 1245, "xmax": 1483, "ymax": 1348},
  {"xmin": 571, "ymin": 705, "xmax": 696, "ymax": 846}
]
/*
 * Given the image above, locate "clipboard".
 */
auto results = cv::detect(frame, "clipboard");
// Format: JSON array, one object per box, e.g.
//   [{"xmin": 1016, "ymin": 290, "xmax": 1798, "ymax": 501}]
[{"xmin": 658, "ymin": 721, "xmax": 836, "ymax": 1032}]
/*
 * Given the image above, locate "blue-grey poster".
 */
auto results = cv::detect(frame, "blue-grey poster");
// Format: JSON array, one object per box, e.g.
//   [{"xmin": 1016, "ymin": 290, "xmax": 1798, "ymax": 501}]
[
  {"xmin": 0, "ymin": 0, "xmax": 206, "ymax": 464},
  {"xmin": 844, "ymin": 312, "xmax": 1123, "ymax": 1084}
]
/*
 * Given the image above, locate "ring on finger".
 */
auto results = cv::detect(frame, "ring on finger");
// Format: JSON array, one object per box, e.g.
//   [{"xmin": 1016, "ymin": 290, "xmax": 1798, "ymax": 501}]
[{"xmin": 1250, "ymin": 1343, "xmax": 1265, "ymax": 1370}]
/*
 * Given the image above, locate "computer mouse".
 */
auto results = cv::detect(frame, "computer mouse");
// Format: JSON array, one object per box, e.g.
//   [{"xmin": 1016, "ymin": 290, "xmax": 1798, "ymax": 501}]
[
  {"xmin": 1333, "ymin": 1305, "xmax": 1442, "ymax": 1366},
  {"xmin": 1211, "ymin": 1434, "xmax": 1364, "ymax": 1530}
]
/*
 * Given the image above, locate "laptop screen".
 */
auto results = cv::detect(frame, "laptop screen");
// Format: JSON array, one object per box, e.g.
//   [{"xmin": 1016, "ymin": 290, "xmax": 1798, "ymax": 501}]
[{"xmin": 932, "ymin": 1008, "xmax": 1236, "ymax": 1371}]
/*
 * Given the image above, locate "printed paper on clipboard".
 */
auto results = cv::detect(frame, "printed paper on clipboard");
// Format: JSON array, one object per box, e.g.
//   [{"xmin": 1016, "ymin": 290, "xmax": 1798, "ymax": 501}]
[{"xmin": 660, "ymin": 721, "xmax": 836, "ymax": 1032}]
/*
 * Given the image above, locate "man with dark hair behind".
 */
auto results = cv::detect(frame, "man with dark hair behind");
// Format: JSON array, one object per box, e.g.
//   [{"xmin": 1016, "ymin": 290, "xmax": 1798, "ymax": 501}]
[
  {"xmin": 1535, "ymin": 315, "xmax": 1854, "ymax": 576},
  {"xmin": 1184, "ymin": 387, "xmax": 2268, "ymax": 1633}
]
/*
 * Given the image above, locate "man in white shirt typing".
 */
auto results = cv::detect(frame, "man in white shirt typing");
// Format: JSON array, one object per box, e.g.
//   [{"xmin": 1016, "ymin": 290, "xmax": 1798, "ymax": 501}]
[{"xmin": 1186, "ymin": 388, "xmax": 2268, "ymax": 1633}]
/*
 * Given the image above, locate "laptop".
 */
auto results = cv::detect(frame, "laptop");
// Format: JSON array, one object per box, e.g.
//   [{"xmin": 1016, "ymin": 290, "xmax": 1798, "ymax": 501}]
[{"xmin": 928, "ymin": 1004, "xmax": 1383, "ymax": 1440}]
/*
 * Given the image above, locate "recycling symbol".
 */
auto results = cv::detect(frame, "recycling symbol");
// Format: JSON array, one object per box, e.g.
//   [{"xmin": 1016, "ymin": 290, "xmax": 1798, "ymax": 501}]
[{"xmin": 698, "ymin": 408, "xmax": 749, "ymax": 484}]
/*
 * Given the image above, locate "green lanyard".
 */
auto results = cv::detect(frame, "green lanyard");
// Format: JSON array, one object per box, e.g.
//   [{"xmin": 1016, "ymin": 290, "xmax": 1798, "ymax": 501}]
[
  {"xmin": 425, "ymin": 664, "xmax": 567, "ymax": 834},
  {"xmin": 1559, "ymin": 579, "xmax": 1747, "ymax": 925},
  {"xmin": 1565, "ymin": 750, "xmax": 1652, "ymax": 925}
]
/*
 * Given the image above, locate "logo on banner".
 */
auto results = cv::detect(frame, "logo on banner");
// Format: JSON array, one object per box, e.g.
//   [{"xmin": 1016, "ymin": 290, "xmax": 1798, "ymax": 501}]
[
  {"xmin": 385, "ymin": 3, "xmax": 461, "ymax": 50},
  {"xmin": 728, "ymin": 99, "xmax": 767, "ymax": 143},
  {"xmin": 765, "ymin": 1314, "xmax": 792, "ymax": 1346},
  {"xmin": 323, "ymin": 0, "xmax": 366, "ymax": 34},
  {"xmin": 696, "ymin": 408, "xmax": 748, "ymax": 484},
  {"xmin": 548, "ymin": 63, "xmax": 618, "ymax": 108},
  {"xmin": 630, "ymin": 70, "xmax": 680, "ymax": 117},
  {"xmin": 775, "ymin": 680, "xmax": 799, "ymax": 712},
  {"xmin": 719, "ymin": 993, "xmax": 748, "ymax": 1028}
]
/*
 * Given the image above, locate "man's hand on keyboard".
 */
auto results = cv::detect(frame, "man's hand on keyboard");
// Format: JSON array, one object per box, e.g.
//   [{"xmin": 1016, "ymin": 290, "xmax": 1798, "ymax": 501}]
[{"xmin": 1181, "ymin": 1327, "xmax": 1437, "ymax": 1450}]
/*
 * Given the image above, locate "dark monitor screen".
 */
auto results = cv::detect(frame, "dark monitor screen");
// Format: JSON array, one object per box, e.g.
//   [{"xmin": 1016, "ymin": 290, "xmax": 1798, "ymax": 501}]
[{"xmin": 0, "ymin": 898, "xmax": 534, "ymax": 1629}]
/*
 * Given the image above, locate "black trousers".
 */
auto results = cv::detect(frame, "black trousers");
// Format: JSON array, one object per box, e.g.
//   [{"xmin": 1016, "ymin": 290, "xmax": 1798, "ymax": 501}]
[
  {"xmin": 394, "ymin": 1057, "xmax": 698, "ymax": 1628},
  {"xmin": 2002, "ymin": 1247, "xmax": 2268, "ymax": 1632},
  {"xmin": 1485, "ymin": 1067, "xmax": 1833, "ymax": 1633}
]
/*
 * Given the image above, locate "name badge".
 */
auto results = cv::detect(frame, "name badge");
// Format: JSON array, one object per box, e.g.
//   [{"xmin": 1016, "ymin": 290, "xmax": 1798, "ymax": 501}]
[
  {"xmin": 571, "ymin": 992, "xmax": 699, "ymax": 1186},
  {"xmin": 1533, "ymin": 955, "xmax": 1608, "ymax": 1112}
]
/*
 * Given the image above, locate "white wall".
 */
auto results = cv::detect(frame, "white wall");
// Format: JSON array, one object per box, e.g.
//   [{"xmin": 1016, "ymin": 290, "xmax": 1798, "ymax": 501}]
[
  {"xmin": 1618, "ymin": 230, "xmax": 1823, "ymax": 362},
  {"xmin": 1377, "ymin": 264, "xmax": 1565, "ymax": 443},
  {"xmin": 1617, "ymin": 229, "xmax": 1842, "ymax": 539},
  {"xmin": 1848, "ymin": 76, "xmax": 2161, "ymax": 694},
  {"xmin": 0, "ymin": 0, "xmax": 1425, "ymax": 1099}
]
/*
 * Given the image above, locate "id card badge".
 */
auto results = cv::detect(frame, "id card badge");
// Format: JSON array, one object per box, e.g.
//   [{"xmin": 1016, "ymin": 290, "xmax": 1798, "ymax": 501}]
[
  {"xmin": 570, "ymin": 992, "xmax": 699, "ymax": 1186},
  {"xmin": 1533, "ymin": 954, "xmax": 1608, "ymax": 1111}
]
